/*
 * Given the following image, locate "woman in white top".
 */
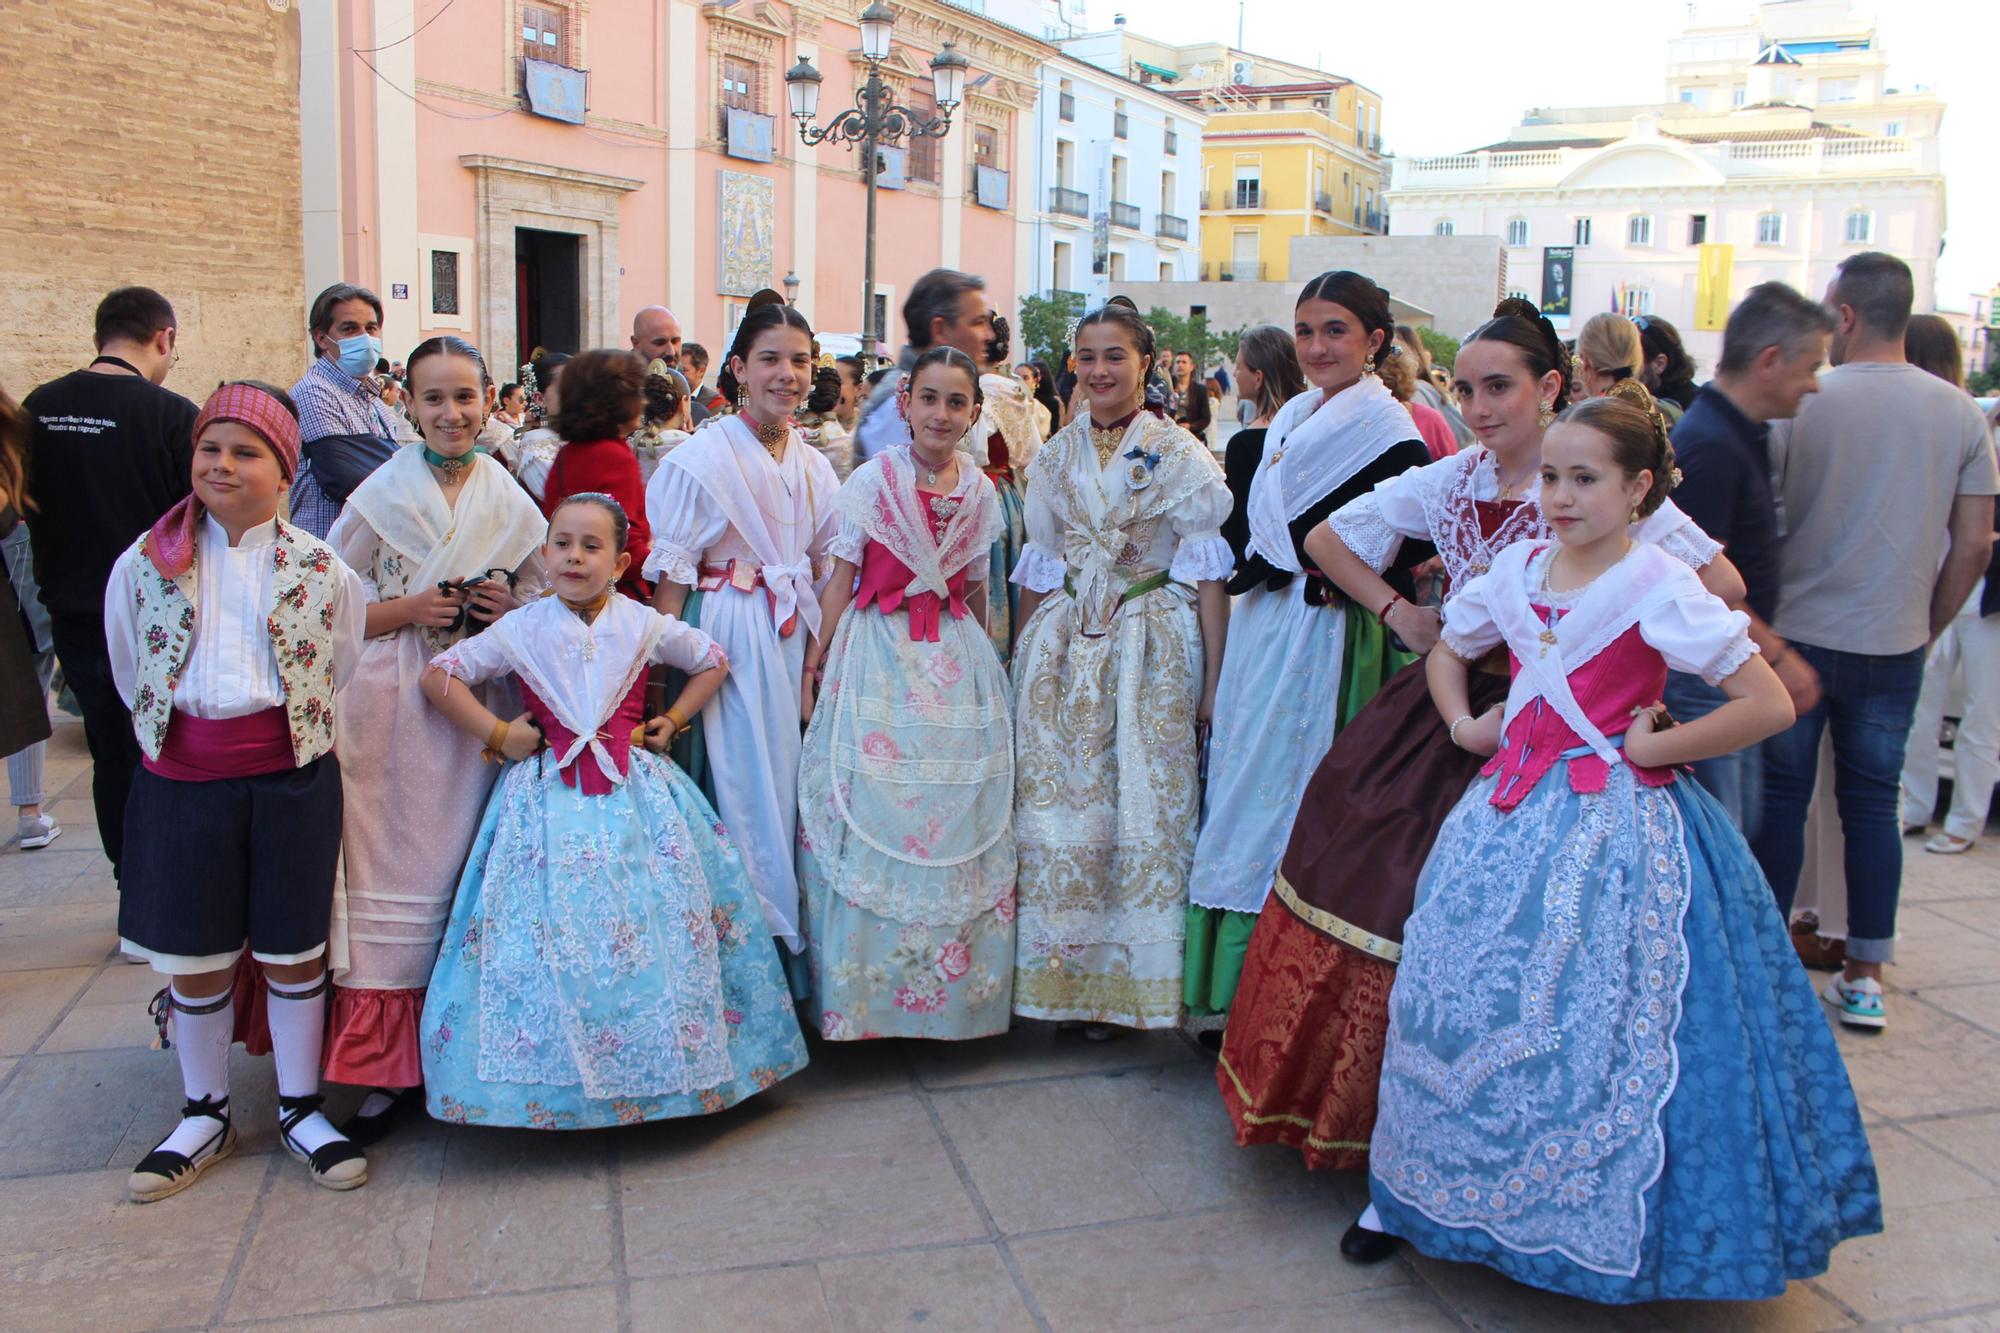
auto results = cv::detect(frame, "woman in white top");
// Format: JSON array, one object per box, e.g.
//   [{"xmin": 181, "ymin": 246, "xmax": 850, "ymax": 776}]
[
  {"xmin": 1009, "ymin": 302, "xmax": 1234, "ymax": 1032},
  {"xmin": 646, "ymin": 296, "xmax": 840, "ymax": 977}
]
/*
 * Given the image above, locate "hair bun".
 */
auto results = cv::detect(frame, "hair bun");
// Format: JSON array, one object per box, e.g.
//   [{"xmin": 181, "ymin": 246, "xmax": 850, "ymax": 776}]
[
  {"xmin": 1601, "ymin": 377, "xmax": 1655, "ymax": 412},
  {"xmin": 1492, "ymin": 296, "xmax": 1542, "ymax": 322}
]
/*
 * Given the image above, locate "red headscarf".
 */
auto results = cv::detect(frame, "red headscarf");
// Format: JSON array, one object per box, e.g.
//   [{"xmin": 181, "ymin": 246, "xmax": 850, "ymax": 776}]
[{"xmin": 147, "ymin": 383, "xmax": 303, "ymax": 578}]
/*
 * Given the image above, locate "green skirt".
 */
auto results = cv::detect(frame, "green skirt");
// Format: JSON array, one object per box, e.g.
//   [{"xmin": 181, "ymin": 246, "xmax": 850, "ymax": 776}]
[{"xmin": 1183, "ymin": 605, "xmax": 1412, "ymax": 1016}]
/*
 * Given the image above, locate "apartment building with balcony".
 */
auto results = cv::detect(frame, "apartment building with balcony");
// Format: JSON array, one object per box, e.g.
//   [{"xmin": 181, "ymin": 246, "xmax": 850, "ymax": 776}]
[
  {"xmin": 1026, "ymin": 51, "xmax": 1206, "ymax": 306},
  {"xmin": 302, "ymin": 0, "xmax": 1050, "ymax": 378},
  {"xmin": 1385, "ymin": 0, "xmax": 1948, "ymax": 369},
  {"xmin": 1060, "ymin": 24, "xmax": 1388, "ymax": 286}
]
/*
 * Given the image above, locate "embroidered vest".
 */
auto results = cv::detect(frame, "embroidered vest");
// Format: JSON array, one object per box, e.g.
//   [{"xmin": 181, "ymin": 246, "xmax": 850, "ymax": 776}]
[{"xmin": 128, "ymin": 519, "xmax": 343, "ymax": 766}]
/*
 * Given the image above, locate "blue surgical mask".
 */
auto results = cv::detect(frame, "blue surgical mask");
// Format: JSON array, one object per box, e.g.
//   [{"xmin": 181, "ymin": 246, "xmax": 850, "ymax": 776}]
[{"xmin": 328, "ymin": 332, "xmax": 383, "ymax": 379}]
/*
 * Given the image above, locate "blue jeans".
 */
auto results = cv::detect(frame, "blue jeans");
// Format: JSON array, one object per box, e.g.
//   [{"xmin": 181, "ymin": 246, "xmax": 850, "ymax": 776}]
[
  {"xmin": 1750, "ymin": 642, "xmax": 1926, "ymax": 964},
  {"xmin": 1663, "ymin": 670, "xmax": 1762, "ymax": 839}
]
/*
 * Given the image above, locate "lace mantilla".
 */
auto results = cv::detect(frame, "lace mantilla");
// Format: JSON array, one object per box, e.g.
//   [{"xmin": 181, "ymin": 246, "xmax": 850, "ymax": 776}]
[
  {"xmin": 1421, "ymin": 450, "xmax": 1546, "ymax": 592},
  {"xmin": 1373, "ymin": 764, "xmax": 1693, "ymax": 1277}
]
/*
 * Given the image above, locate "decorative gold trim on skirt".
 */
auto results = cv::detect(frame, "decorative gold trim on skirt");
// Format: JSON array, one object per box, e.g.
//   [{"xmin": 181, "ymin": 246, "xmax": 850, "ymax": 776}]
[{"xmin": 1272, "ymin": 872, "xmax": 1403, "ymax": 964}]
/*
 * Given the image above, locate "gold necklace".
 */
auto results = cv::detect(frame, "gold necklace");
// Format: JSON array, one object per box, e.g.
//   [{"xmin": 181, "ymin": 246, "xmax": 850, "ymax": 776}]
[{"xmin": 1091, "ymin": 424, "xmax": 1127, "ymax": 469}]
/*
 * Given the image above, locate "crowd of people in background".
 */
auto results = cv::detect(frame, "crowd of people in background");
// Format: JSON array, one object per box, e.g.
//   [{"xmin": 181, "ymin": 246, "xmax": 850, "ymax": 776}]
[{"xmin": 0, "ymin": 247, "xmax": 1993, "ymax": 1307}]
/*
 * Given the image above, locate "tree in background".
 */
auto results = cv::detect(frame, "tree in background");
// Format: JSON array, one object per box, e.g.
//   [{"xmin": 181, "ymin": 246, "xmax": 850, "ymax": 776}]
[
  {"xmin": 1019, "ymin": 291, "xmax": 1088, "ymax": 368},
  {"xmin": 1418, "ymin": 328, "xmax": 1459, "ymax": 373},
  {"xmin": 1144, "ymin": 308, "xmax": 1245, "ymax": 373}
]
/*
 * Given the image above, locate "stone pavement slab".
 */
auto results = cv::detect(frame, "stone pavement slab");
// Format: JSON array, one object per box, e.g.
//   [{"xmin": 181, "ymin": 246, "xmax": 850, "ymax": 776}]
[{"xmin": 0, "ymin": 717, "xmax": 1995, "ymax": 1331}]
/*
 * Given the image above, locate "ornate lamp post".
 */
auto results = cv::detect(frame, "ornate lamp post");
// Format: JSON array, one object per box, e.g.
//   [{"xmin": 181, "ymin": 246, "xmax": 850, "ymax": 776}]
[{"xmin": 786, "ymin": 5, "xmax": 969, "ymax": 369}]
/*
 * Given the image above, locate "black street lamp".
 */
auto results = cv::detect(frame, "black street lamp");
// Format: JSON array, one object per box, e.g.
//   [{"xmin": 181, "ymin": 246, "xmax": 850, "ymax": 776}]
[{"xmin": 786, "ymin": 6, "xmax": 969, "ymax": 369}]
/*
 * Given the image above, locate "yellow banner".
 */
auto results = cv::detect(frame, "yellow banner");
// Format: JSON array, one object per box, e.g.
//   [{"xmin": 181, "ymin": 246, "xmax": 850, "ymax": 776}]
[{"xmin": 1694, "ymin": 244, "xmax": 1735, "ymax": 332}]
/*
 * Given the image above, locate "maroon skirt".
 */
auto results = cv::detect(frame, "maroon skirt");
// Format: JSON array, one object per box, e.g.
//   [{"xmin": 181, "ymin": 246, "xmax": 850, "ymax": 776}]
[{"xmin": 1216, "ymin": 660, "xmax": 1507, "ymax": 1169}]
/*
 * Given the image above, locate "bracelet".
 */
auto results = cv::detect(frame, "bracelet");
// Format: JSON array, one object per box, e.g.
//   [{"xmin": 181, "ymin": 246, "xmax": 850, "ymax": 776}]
[
  {"xmin": 663, "ymin": 708, "xmax": 689, "ymax": 736},
  {"xmin": 1446, "ymin": 714, "xmax": 1474, "ymax": 749},
  {"xmin": 1379, "ymin": 593, "xmax": 1403, "ymax": 622},
  {"xmin": 481, "ymin": 719, "xmax": 510, "ymax": 764}
]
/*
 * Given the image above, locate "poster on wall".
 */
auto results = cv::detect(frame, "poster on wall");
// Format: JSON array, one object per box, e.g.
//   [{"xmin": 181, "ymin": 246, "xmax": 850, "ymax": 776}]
[
  {"xmin": 717, "ymin": 172, "xmax": 775, "ymax": 298},
  {"xmin": 1541, "ymin": 246, "xmax": 1575, "ymax": 321}
]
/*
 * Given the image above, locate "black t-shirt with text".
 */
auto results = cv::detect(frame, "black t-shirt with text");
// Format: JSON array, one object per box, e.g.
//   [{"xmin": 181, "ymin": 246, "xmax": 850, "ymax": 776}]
[{"xmin": 22, "ymin": 368, "xmax": 197, "ymax": 627}]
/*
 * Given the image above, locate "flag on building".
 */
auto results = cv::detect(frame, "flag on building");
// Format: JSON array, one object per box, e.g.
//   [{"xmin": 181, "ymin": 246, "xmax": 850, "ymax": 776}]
[{"xmin": 1695, "ymin": 245, "xmax": 1735, "ymax": 331}]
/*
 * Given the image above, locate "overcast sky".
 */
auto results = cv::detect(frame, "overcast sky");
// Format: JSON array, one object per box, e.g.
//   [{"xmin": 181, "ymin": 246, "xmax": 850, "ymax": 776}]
[{"xmin": 1087, "ymin": 0, "xmax": 1997, "ymax": 309}]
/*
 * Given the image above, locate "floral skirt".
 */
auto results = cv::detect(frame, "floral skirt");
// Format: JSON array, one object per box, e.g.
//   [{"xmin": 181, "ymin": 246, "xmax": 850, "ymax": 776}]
[
  {"xmin": 800, "ymin": 871, "xmax": 1016, "ymax": 1040},
  {"xmin": 1214, "ymin": 896, "xmax": 1392, "ymax": 1171},
  {"xmin": 420, "ymin": 751, "xmax": 807, "ymax": 1129},
  {"xmin": 1371, "ymin": 772, "xmax": 1881, "ymax": 1301},
  {"xmin": 1010, "ymin": 583, "xmax": 1202, "ymax": 1029}
]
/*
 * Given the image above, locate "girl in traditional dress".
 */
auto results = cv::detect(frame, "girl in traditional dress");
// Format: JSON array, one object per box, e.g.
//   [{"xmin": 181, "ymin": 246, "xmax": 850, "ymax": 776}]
[
  {"xmin": 646, "ymin": 298, "xmax": 840, "ymax": 978},
  {"xmin": 322, "ymin": 337, "xmax": 548, "ymax": 1143},
  {"xmin": 1009, "ymin": 303, "xmax": 1234, "ymax": 1033},
  {"xmin": 1369, "ymin": 393, "xmax": 1879, "ymax": 1301},
  {"xmin": 419, "ymin": 493, "xmax": 807, "ymax": 1128},
  {"xmin": 1185, "ymin": 273, "xmax": 1433, "ymax": 1020},
  {"xmin": 798, "ymin": 347, "xmax": 1016, "ymax": 1040},
  {"xmin": 1216, "ymin": 311, "xmax": 1744, "ymax": 1260}
]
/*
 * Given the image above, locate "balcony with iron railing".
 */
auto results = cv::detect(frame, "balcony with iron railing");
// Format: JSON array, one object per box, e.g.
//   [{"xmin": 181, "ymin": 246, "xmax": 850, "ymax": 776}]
[
  {"xmin": 1048, "ymin": 186, "xmax": 1089, "ymax": 218},
  {"xmin": 1110, "ymin": 201, "xmax": 1141, "ymax": 230},
  {"xmin": 1156, "ymin": 213, "xmax": 1189, "ymax": 241},
  {"xmin": 1313, "ymin": 191, "xmax": 1333, "ymax": 214},
  {"xmin": 1205, "ymin": 262, "xmax": 1266, "ymax": 282}
]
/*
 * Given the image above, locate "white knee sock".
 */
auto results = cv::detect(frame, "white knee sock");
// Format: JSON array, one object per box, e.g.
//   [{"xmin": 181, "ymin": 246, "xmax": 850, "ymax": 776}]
[
  {"xmin": 266, "ymin": 975, "xmax": 344, "ymax": 1156},
  {"xmin": 158, "ymin": 986, "xmax": 232, "ymax": 1160},
  {"xmin": 1357, "ymin": 1203, "xmax": 1383, "ymax": 1233}
]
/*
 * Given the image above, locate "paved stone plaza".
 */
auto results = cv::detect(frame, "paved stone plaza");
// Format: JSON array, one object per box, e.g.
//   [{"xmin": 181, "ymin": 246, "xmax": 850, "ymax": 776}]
[{"xmin": 1, "ymin": 716, "xmax": 1996, "ymax": 1331}]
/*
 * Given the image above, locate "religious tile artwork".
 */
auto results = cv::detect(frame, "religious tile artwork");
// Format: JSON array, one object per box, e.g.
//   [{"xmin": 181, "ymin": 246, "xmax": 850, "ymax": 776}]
[{"xmin": 718, "ymin": 170, "xmax": 775, "ymax": 298}]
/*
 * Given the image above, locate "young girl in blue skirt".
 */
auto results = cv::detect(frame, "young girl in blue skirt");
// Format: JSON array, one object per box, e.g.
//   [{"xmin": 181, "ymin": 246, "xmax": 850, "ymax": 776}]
[
  {"xmin": 417, "ymin": 493, "xmax": 807, "ymax": 1128},
  {"xmin": 1367, "ymin": 389, "xmax": 1881, "ymax": 1301}
]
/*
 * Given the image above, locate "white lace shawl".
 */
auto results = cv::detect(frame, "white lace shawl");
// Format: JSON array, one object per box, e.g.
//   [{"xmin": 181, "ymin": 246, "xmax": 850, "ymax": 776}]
[
  {"xmin": 1248, "ymin": 378, "xmax": 1413, "ymax": 574},
  {"xmin": 838, "ymin": 448, "xmax": 1002, "ymax": 597},
  {"xmin": 656, "ymin": 414, "xmax": 839, "ymax": 639},
  {"xmin": 343, "ymin": 443, "xmax": 547, "ymax": 593},
  {"xmin": 432, "ymin": 595, "xmax": 721, "ymax": 787},
  {"xmin": 1444, "ymin": 540, "xmax": 1752, "ymax": 765}
]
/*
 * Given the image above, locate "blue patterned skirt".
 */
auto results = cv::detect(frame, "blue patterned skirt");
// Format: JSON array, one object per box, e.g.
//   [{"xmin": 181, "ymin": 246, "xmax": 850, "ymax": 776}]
[
  {"xmin": 1370, "ymin": 767, "xmax": 1880, "ymax": 1302},
  {"xmin": 420, "ymin": 751, "xmax": 808, "ymax": 1129}
]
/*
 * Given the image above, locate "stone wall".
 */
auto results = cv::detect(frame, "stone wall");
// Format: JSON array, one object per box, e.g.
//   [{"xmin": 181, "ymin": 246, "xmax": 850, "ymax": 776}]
[
  {"xmin": 2, "ymin": 2, "xmax": 306, "ymax": 400},
  {"xmin": 1290, "ymin": 235, "xmax": 1508, "ymax": 339}
]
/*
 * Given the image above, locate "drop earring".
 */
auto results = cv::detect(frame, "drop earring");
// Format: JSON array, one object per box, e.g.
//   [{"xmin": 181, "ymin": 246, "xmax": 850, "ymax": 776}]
[
  {"xmin": 1538, "ymin": 401, "xmax": 1556, "ymax": 428},
  {"xmin": 1362, "ymin": 352, "xmax": 1377, "ymax": 377},
  {"xmin": 736, "ymin": 384, "xmax": 748, "ymax": 410}
]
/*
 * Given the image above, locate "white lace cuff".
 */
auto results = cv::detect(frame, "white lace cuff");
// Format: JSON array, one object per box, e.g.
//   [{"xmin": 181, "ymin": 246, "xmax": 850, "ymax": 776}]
[
  {"xmin": 1658, "ymin": 522, "xmax": 1723, "ymax": 571},
  {"xmin": 1329, "ymin": 498, "xmax": 1400, "ymax": 574},
  {"xmin": 826, "ymin": 521, "xmax": 866, "ymax": 566},
  {"xmin": 643, "ymin": 540, "xmax": 701, "ymax": 586},
  {"xmin": 1698, "ymin": 632, "xmax": 1758, "ymax": 687},
  {"xmin": 1010, "ymin": 542, "xmax": 1068, "ymax": 593},
  {"xmin": 1440, "ymin": 624, "xmax": 1499, "ymax": 663},
  {"xmin": 1168, "ymin": 532, "xmax": 1235, "ymax": 584}
]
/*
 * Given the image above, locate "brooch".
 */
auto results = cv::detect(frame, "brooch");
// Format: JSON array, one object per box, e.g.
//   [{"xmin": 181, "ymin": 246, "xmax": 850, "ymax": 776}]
[{"xmin": 1123, "ymin": 444, "xmax": 1162, "ymax": 491}]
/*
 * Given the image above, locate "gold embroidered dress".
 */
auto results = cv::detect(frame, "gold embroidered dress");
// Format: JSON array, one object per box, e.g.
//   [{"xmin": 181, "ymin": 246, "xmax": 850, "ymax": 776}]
[{"xmin": 1008, "ymin": 410, "xmax": 1233, "ymax": 1027}]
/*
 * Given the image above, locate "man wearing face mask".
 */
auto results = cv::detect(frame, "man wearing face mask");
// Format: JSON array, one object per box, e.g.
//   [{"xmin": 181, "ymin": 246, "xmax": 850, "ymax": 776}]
[{"xmin": 287, "ymin": 283, "xmax": 412, "ymax": 538}]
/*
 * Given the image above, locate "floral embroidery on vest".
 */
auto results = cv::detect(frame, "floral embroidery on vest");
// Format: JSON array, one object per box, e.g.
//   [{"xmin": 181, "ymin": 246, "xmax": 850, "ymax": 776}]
[{"xmin": 129, "ymin": 520, "xmax": 342, "ymax": 766}]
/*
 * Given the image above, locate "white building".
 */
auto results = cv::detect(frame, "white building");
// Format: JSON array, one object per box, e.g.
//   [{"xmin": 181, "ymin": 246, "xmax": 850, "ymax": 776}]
[
  {"xmin": 1025, "ymin": 51, "xmax": 1207, "ymax": 304},
  {"xmin": 1383, "ymin": 0, "xmax": 1946, "ymax": 368}
]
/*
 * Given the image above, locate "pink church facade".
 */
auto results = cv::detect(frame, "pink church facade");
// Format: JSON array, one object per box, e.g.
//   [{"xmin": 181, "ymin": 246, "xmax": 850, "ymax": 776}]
[{"xmin": 304, "ymin": 0, "xmax": 1048, "ymax": 379}]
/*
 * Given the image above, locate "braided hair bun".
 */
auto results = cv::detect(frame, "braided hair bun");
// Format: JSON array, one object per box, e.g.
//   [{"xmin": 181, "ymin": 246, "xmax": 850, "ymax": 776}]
[{"xmin": 1560, "ymin": 378, "xmax": 1679, "ymax": 518}]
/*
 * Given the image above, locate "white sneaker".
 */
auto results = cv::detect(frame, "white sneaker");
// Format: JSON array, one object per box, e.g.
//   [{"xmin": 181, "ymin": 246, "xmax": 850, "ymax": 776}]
[
  {"xmin": 1822, "ymin": 974, "xmax": 1887, "ymax": 1030},
  {"xmin": 1924, "ymin": 832, "xmax": 1975, "ymax": 855},
  {"xmin": 16, "ymin": 813, "xmax": 60, "ymax": 850}
]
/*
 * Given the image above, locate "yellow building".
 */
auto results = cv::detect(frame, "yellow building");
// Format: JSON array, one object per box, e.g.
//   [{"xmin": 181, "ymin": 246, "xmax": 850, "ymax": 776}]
[{"xmin": 1063, "ymin": 29, "xmax": 1388, "ymax": 284}]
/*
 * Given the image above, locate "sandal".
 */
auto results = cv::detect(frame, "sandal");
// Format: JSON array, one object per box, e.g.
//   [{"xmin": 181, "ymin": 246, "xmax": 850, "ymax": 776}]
[
  {"xmin": 128, "ymin": 1095, "xmax": 235, "ymax": 1203},
  {"xmin": 280, "ymin": 1094, "xmax": 369, "ymax": 1191}
]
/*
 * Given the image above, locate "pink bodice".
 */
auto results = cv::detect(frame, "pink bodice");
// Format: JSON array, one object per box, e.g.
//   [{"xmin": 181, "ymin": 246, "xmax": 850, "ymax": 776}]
[
  {"xmin": 852, "ymin": 501, "xmax": 972, "ymax": 643},
  {"xmin": 520, "ymin": 674, "xmax": 648, "ymax": 796},
  {"xmin": 1481, "ymin": 615, "xmax": 1679, "ymax": 811}
]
